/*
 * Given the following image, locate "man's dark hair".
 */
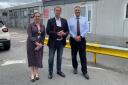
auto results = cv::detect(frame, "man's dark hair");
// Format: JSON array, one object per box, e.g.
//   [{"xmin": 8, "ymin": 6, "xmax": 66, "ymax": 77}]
[{"xmin": 54, "ymin": 6, "xmax": 62, "ymax": 11}]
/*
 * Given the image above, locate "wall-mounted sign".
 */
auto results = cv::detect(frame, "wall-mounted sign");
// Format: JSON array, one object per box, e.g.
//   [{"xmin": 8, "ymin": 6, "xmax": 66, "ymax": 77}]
[{"xmin": 44, "ymin": 8, "xmax": 49, "ymax": 19}]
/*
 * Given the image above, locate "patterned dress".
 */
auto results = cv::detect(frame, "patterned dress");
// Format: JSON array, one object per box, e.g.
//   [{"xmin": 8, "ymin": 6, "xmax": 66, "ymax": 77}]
[{"xmin": 27, "ymin": 22, "xmax": 45, "ymax": 68}]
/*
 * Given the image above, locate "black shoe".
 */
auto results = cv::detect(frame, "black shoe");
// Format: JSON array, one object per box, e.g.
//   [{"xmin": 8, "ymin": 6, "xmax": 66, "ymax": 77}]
[
  {"xmin": 35, "ymin": 77, "xmax": 40, "ymax": 80},
  {"xmin": 30, "ymin": 79, "xmax": 35, "ymax": 82},
  {"xmin": 73, "ymin": 69, "xmax": 78, "ymax": 74},
  {"xmin": 83, "ymin": 73, "xmax": 89, "ymax": 80},
  {"xmin": 57, "ymin": 72, "xmax": 66, "ymax": 77},
  {"xmin": 48, "ymin": 73, "xmax": 53, "ymax": 79}
]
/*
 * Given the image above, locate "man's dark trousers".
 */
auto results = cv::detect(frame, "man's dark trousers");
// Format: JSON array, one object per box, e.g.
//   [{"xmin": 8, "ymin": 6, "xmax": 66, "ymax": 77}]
[{"xmin": 70, "ymin": 37, "xmax": 87, "ymax": 74}]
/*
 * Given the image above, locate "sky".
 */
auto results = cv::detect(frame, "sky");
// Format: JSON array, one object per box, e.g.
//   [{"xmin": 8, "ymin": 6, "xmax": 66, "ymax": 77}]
[{"xmin": 0, "ymin": 0, "xmax": 41, "ymax": 8}]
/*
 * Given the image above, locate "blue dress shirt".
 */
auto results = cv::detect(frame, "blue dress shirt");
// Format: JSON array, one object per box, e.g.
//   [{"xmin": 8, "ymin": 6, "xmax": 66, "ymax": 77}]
[{"xmin": 68, "ymin": 16, "xmax": 89, "ymax": 38}]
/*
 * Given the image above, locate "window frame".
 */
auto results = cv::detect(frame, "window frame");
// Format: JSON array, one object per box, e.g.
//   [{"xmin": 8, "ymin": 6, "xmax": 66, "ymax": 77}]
[{"xmin": 80, "ymin": 4, "xmax": 93, "ymax": 33}]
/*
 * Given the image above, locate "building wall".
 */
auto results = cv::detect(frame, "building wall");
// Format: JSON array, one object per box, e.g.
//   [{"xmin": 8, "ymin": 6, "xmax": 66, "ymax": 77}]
[
  {"xmin": 96, "ymin": 0, "xmax": 123, "ymax": 37},
  {"xmin": 91, "ymin": 0, "xmax": 127, "ymax": 46},
  {"xmin": 0, "ymin": 10, "xmax": 2, "ymax": 19},
  {"xmin": 2, "ymin": 0, "xmax": 128, "ymax": 47},
  {"xmin": 41, "ymin": 0, "xmax": 128, "ymax": 46}
]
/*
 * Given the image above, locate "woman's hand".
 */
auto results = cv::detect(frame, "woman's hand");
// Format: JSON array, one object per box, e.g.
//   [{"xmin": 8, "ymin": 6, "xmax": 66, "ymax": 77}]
[
  {"xmin": 35, "ymin": 42, "xmax": 40, "ymax": 46},
  {"xmin": 35, "ymin": 42, "xmax": 43, "ymax": 51}
]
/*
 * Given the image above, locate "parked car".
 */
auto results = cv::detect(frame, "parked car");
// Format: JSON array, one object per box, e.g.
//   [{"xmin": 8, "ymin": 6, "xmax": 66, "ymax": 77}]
[{"xmin": 0, "ymin": 20, "xmax": 11, "ymax": 50}]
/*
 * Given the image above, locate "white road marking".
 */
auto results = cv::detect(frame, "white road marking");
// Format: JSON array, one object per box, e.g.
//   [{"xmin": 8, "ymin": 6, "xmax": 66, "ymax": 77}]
[
  {"xmin": 19, "ymin": 40, "xmax": 26, "ymax": 42},
  {"xmin": 10, "ymin": 32, "xmax": 27, "ymax": 42},
  {"xmin": 11, "ymin": 36, "xmax": 26, "ymax": 38},
  {"xmin": 64, "ymin": 65, "xmax": 105, "ymax": 70},
  {"xmin": 88, "ymin": 66, "xmax": 105, "ymax": 70},
  {"xmin": 10, "ymin": 32, "xmax": 18, "ymax": 35},
  {"xmin": 11, "ymin": 35, "xmax": 27, "ymax": 38},
  {"xmin": 1, "ymin": 60, "xmax": 26, "ymax": 66},
  {"xmin": 1, "ymin": 60, "xmax": 105, "ymax": 71}
]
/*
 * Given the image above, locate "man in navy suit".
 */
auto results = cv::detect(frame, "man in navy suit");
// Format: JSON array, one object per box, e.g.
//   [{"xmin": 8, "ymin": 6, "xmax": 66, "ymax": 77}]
[{"xmin": 46, "ymin": 6, "xmax": 69, "ymax": 79}]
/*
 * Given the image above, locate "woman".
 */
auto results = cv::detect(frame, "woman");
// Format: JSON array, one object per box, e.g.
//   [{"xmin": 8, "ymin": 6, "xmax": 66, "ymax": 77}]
[{"xmin": 27, "ymin": 12, "xmax": 45, "ymax": 82}]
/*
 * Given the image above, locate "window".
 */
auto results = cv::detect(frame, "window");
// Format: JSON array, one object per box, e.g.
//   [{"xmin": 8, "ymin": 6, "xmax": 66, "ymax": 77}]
[
  {"xmin": 24, "ymin": 10, "xmax": 28, "ymax": 17},
  {"xmin": 14, "ymin": 11, "xmax": 18, "ymax": 18},
  {"xmin": 20, "ymin": 11, "xmax": 24, "ymax": 17},
  {"xmin": 80, "ymin": 5, "xmax": 93, "ymax": 33},
  {"xmin": 0, "ymin": 21, "xmax": 4, "ymax": 27},
  {"xmin": 49, "ymin": 9, "xmax": 54, "ymax": 18},
  {"xmin": 80, "ymin": 6, "xmax": 86, "ymax": 17},
  {"xmin": 21, "ymin": 10, "xmax": 28, "ymax": 17},
  {"xmin": 2, "ymin": 12, "xmax": 8, "ymax": 16},
  {"xmin": 126, "ymin": 4, "xmax": 128, "ymax": 18},
  {"xmin": 29, "ymin": 9, "xmax": 34, "ymax": 14},
  {"xmin": 28, "ymin": 8, "xmax": 34, "ymax": 18},
  {"xmin": 34, "ymin": 9, "xmax": 38, "ymax": 13},
  {"xmin": 9, "ymin": 10, "xmax": 13, "ymax": 18}
]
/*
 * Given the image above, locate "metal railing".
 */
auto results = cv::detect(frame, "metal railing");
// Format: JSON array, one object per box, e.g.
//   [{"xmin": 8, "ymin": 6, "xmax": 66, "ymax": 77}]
[{"xmin": 44, "ymin": 38, "xmax": 128, "ymax": 64}]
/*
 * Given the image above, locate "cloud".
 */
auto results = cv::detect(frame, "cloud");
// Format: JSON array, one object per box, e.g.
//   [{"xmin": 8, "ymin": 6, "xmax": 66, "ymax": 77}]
[
  {"xmin": 0, "ymin": 0, "xmax": 41, "ymax": 8},
  {"xmin": 0, "ymin": 0, "xmax": 10, "ymax": 2},
  {"xmin": 0, "ymin": 0, "xmax": 38, "ymax": 3},
  {"xmin": 0, "ymin": 2, "xmax": 11, "ymax": 8}
]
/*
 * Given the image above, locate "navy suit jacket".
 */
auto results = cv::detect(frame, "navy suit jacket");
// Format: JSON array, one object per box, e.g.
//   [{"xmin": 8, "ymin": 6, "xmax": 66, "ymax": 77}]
[{"xmin": 46, "ymin": 17, "xmax": 69, "ymax": 48}]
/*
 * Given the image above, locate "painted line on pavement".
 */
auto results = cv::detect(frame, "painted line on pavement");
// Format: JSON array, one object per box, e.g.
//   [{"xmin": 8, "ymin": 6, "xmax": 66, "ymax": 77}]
[
  {"xmin": 1, "ymin": 60, "xmax": 26, "ymax": 66},
  {"xmin": 1, "ymin": 60, "xmax": 105, "ymax": 71},
  {"xmin": 19, "ymin": 40, "xmax": 26, "ymax": 42},
  {"xmin": 64, "ymin": 64, "xmax": 105, "ymax": 71}
]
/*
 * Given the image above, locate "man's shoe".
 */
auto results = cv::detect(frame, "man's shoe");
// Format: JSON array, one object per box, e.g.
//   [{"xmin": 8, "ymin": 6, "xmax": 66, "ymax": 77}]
[
  {"xmin": 48, "ymin": 73, "xmax": 53, "ymax": 79},
  {"xmin": 73, "ymin": 69, "xmax": 78, "ymax": 74},
  {"xmin": 83, "ymin": 73, "xmax": 89, "ymax": 80},
  {"xmin": 57, "ymin": 72, "xmax": 66, "ymax": 77}
]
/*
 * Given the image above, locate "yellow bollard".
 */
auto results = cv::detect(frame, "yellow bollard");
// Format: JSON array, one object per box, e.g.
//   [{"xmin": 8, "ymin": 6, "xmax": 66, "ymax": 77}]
[{"xmin": 93, "ymin": 52, "xmax": 97, "ymax": 64}]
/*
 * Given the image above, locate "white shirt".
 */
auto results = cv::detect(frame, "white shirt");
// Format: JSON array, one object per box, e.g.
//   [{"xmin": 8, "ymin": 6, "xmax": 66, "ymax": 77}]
[{"xmin": 55, "ymin": 17, "xmax": 62, "ymax": 27}]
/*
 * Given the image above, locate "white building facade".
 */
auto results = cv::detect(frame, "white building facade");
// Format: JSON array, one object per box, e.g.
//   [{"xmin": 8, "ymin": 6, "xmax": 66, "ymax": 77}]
[{"xmin": 2, "ymin": 0, "xmax": 128, "ymax": 47}]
